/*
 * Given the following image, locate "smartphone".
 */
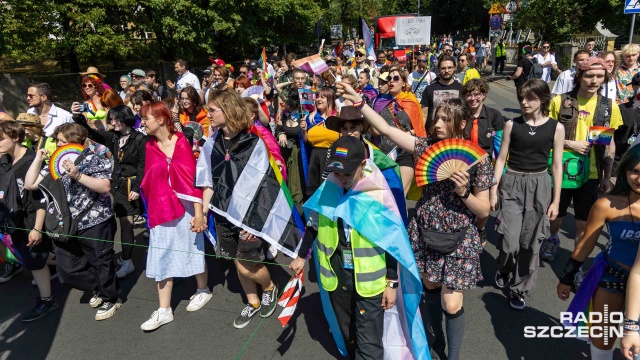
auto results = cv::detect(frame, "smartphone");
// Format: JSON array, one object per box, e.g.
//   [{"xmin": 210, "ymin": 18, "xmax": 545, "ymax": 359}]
[{"xmin": 78, "ymin": 103, "xmax": 90, "ymax": 112}]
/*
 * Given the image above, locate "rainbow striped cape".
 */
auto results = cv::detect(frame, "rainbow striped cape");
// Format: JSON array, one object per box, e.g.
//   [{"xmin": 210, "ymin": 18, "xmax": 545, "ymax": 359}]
[
  {"xmin": 196, "ymin": 127, "xmax": 304, "ymax": 258},
  {"xmin": 304, "ymin": 160, "xmax": 428, "ymax": 359}
]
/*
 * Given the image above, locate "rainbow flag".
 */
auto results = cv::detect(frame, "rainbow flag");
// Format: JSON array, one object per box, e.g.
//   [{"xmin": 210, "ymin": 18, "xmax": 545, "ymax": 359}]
[
  {"xmin": 196, "ymin": 127, "xmax": 304, "ymax": 258},
  {"xmin": 260, "ymin": 47, "xmax": 271, "ymax": 80},
  {"xmin": 304, "ymin": 160, "xmax": 428, "ymax": 359},
  {"xmin": 588, "ymin": 126, "xmax": 614, "ymax": 145},
  {"xmin": 291, "ymin": 54, "xmax": 329, "ymax": 76}
]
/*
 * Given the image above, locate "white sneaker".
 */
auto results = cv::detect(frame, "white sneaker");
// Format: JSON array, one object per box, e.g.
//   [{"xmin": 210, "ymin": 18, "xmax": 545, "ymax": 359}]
[
  {"xmin": 141, "ymin": 309, "xmax": 174, "ymax": 331},
  {"xmin": 266, "ymin": 245, "xmax": 278, "ymax": 260},
  {"xmin": 31, "ymin": 273, "xmax": 59, "ymax": 286},
  {"xmin": 186, "ymin": 291, "xmax": 212, "ymax": 312},
  {"xmin": 116, "ymin": 259, "xmax": 135, "ymax": 279},
  {"xmin": 89, "ymin": 292, "xmax": 103, "ymax": 308}
]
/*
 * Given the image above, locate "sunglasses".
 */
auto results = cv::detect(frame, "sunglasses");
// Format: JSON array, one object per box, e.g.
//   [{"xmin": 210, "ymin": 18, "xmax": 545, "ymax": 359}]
[
  {"xmin": 418, "ymin": 59, "xmax": 428, "ymax": 63},
  {"xmin": 131, "ymin": 75, "xmax": 143, "ymax": 78},
  {"xmin": 355, "ymin": 53, "xmax": 365, "ymax": 57},
  {"xmin": 542, "ymin": 46, "xmax": 550, "ymax": 49},
  {"xmin": 388, "ymin": 75, "xmax": 401, "ymax": 82},
  {"xmin": 82, "ymin": 84, "xmax": 94, "ymax": 88},
  {"xmin": 444, "ymin": 49, "xmax": 453, "ymax": 52}
]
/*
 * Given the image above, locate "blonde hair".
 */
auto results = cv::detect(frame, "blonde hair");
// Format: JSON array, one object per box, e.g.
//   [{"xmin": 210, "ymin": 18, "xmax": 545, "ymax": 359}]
[
  {"xmin": 208, "ymin": 90, "xmax": 253, "ymax": 132},
  {"xmin": 621, "ymin": 43, "xmax": 640, "ymax": 57}
]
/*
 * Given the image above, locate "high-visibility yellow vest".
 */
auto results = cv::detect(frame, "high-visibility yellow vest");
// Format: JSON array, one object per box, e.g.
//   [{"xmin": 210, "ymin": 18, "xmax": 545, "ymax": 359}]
[
  {"xmin": 316, "ymin": 214, "xmax": 387, "ymax": 297},
  {"xmin": 496, "ymin": 44, "xmax": 506, "ymax": 57}
]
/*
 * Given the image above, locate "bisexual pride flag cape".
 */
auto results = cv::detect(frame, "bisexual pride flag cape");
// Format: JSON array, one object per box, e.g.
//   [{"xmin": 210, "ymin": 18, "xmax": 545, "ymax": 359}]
[
  {"xmin": 304, "ymin": 160, "xmax": 428, "ymax": 359},
  {"xmin": 197, "ymin": 127, "xmax": 304, "ymax": 258}
]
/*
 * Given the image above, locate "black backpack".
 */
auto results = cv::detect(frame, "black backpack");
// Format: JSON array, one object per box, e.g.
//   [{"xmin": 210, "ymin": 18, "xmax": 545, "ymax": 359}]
[
  {"xmin": 0, "ymin": 153, "xmax": 37, "ymax": 233},
  {"xmin": 38, "ymin": 153, "xmax": 95, "ymax": 243},
  {"xmin": 526, "ymin": 58, "xmax": 544, "ymax": 80}
]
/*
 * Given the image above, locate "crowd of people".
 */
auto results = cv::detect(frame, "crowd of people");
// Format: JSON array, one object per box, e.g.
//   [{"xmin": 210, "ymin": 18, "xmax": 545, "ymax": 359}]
[{"xmin": 1, "ymin": 35, "xmax": 640, "ymax": 360}]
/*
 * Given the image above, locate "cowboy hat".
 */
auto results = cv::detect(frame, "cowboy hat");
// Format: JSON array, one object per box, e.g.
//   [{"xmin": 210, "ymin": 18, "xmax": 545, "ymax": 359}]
[
  {"xmin": 80, "ymin": 66, "xmax": 106, "ymax": 78},
  {"xmin": 325, "ymin": 106, "xmax": 369, "ymax": 133},
  {"xmin": 15, "ymin": 113, "xmax": 43, "ymax": 127}
]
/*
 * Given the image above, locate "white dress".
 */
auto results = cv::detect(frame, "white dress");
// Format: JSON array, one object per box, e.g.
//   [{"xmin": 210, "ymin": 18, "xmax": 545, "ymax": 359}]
[{"xmin": 146, "ymin": 199, "xmax": 205, "ymax": 281}]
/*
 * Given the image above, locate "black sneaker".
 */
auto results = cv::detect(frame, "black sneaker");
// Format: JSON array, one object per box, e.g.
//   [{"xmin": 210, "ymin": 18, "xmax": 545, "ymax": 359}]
[
  {"xmin": 234, "ymin": 304, "xmax": 261, "ymax": 329},
  {"xmin": 510, "ymin": 290, "xmax": 526, "ymax": 310},
  {"xmin": 22, "ymin": 298, "xmax": 59, "ymax": 322},
  {"xmin": 95, "ymin": 301, "xmax": 121, "ymax": 321},
  {"xmin": 260, "ymin": 284, "xmax": 278, "ymax": 318},
  {"xmin": 0, "ymin": 263, "xmax": 23, "ymax": 283},
  {"xmin": 495, "ymin": 271, "xmax": 510, "ymax": 289}
]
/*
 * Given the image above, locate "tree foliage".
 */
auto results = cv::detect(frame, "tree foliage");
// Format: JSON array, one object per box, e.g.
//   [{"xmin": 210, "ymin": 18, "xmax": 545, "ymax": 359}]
[{"xmin": 513, "ymin": 0, "xmax": 623, "ymax": 44}]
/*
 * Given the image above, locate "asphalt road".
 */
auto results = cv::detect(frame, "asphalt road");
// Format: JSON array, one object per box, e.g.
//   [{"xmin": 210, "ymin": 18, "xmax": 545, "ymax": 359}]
[{"xmin": 0, "ymin": 80, "xmax": 627, "ymax": 360}]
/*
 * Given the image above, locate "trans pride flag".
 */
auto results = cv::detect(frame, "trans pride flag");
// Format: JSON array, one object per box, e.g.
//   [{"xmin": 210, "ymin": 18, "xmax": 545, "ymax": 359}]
[{"xmin": 304, "ymin": 160, "xmax": 428, "ymax": 359}]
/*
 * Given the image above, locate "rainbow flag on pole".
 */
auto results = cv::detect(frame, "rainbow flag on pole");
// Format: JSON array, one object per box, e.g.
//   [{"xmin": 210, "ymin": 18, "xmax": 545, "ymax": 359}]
[
  {"xmin": 588, "ymin": 126, "xmax": 615, "ymax": 145},
  {"xmin": 291, "ymin": 54, "xmax": 329, "ymax": 75},
  {"xmin": 260, "ymin": 47, "xmax": 271, "ymax": 80}
]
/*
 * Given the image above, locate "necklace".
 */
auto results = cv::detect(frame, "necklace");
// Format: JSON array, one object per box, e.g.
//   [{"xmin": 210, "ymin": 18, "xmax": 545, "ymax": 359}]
[{"xmin": 527, "ymin": 123, "xmax": 539, "ymax": 135}]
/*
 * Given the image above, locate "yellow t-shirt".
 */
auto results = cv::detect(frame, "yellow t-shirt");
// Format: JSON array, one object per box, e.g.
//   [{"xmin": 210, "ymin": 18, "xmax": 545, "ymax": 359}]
[
  {"xmin": 307, "ymin": 123, "xmax": 339, "ymax": 148},
  {"xmin": 549, "ymin": 95, "xmax": 623, "ymax": 179}
]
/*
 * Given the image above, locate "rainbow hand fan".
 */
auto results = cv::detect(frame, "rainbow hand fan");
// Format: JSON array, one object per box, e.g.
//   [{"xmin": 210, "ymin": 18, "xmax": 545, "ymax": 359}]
[
  {"xmin": 415, "ymin": 138, "xmax": 488, "ymax": 186},
  {"xmin": 49, "ymin": 144, "xmax": 84, "ymax": 180}
]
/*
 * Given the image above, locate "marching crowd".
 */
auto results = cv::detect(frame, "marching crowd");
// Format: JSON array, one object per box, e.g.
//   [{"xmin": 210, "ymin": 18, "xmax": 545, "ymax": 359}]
[{"xmin": 1, "ymin": 36, "xmax": 640, "ymax": 360}]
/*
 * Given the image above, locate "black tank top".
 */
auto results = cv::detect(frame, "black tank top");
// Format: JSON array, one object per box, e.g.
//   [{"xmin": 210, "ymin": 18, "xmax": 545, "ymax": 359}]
[{"xmin": 507, "ymin": 116, "xmax": 556, "ymax": 172}]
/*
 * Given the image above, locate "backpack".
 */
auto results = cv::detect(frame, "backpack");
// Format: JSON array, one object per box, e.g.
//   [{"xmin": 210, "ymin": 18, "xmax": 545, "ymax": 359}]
[
  {"xmin": 526, "ymin": 58, "xmax": 544, "ymax": 80},
  {"xmin": 38, "ymin": 153, "xmax": 95, "ymax": 243},
  {"xmin": 0, "ymin": 153, "xmax": 33, "ymax": 232}
]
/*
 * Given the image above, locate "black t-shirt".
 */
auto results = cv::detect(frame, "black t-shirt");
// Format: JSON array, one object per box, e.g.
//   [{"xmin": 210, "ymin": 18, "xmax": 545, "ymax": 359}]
[
  {"xmin": 473, "ymin": 106, "xmax": 505, "ymax": 155},
  {"xmin": 9, "ymin": 149, "xmax": 44, "ymax": 229},
  {"xmin": 420, "ymin": 80, "xmax": 463, "ymax": 129},
  {"xmin": 514, "ymin": 57, "xmax": 533, "ymax": 88}
]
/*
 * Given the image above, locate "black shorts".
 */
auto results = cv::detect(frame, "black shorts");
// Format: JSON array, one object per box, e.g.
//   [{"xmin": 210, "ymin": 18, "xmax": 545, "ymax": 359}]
[
  {"xmin": 558, "ymin": 179, "xmax": 599, "ymax": 221},
  {"xmin": 216, "ymin": 220, "xmax": 267, "ymax": 262},
  {"xmin": 112, "ymin": 181, "xmax": 142, "ymax": 217},
  {"xmin": 11, "ymin": 229, "xmax": 53, "ymax": 271},
  {"xmin": 396, "ymin": 150, "xmax": 414, "ymax": 168}
]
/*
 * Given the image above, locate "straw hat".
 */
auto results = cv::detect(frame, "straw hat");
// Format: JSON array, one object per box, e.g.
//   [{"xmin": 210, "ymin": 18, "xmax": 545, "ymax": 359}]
[
  {"xmin": 15, "ymin": 113, "xmax": 43, "ymax": 127},
  {"xmin": 80, "ymin": 66, "xmax": 106, "ymax": 78}
]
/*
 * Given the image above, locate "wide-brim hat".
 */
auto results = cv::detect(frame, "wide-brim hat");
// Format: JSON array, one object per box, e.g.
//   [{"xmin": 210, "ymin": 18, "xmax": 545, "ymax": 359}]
[
  {"xmin": 15, "ymin": 113, "xmax": 43, "ymax": 127},
  {"xmin": 80, "ymin": 66, "xmax": 106, "ymax": 78},
  {"xmin": 325, "ymin": 106, "xmax": 369, "ymax": 133}
]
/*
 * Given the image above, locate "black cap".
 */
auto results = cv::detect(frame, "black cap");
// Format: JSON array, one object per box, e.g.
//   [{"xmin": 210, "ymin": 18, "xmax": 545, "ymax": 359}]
[
  {"xmin": 203, "ymin": 66, "xmax": 212, "ymax": 75},
  {"xmin": 325, "ymin": 137, "xmax": 366, "ymax": 174},
  {"xmin": 248, "ymin": 60, "xmax": 259, "ymax": 70}
]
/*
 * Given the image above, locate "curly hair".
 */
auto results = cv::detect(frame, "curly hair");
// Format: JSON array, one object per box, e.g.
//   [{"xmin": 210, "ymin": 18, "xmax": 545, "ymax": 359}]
[
  {"xmin": 81, "ymin": 75, "xmax": 105, "ymax": 101},
  {"xmin": 430, "ymin": 98, "xmax": 471, "ymax": 140}
]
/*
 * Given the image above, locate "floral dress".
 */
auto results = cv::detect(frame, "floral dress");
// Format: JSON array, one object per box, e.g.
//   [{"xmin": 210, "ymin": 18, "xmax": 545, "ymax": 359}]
[{"xmin": 407, "ymin": 137, "xmax": 494, "ymax": 290}]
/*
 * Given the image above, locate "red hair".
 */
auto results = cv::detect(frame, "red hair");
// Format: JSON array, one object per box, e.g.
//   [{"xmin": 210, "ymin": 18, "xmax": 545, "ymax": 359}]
[
  {"xmin": 101, "ymin": 89, "xmax": 124, "ymax": 108},
  {"xmin": 81, "ymin": 75, "xmax": 105, "ymax": 100},
  {"xmin": 234, "ymin": 75, "xmax": 251, "ymax": 90},
  {"xmin": 141, "ymin": 101, "xmax": 174, "ymax": 136}
]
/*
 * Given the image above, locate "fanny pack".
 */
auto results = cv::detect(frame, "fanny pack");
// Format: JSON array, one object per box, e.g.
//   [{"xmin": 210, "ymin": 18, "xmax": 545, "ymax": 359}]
[{"xmin": 420, "ymin": 227, "xmax": 468, "ymax": 255}]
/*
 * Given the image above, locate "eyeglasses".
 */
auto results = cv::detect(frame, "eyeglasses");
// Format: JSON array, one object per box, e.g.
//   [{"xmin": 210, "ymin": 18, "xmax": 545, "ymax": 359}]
[
  {"xmin": 355, "ymin": 53, "xmax": 365, "ymax": 57},
  {"xmin": 82, "ymin": 84, "xmax": 94, "ymax": 88}
]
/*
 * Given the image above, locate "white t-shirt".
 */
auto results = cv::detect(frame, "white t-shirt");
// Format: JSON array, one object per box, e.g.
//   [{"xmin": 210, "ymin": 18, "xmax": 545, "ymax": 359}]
[
  {"xmin": 551, "ymin": 68, "xmax": 575, "ymax": 95},
  {"xmin": 534, "ymin": 53, "xmax": 557, "ymax": 83},
  {"xmin": 27, "ymin": 103, "xmax": 73, "ymax": 137},
  {"xmin": 601, "ymin": 79, "xmax": 617, "ymax": 101},
  {"xmin": 408, "ymin": 70, "xmax": 436, "ymax": 102},
  {"xmin": 177, "ymin": 71, "xmax": 201, "ymax": 93}
]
